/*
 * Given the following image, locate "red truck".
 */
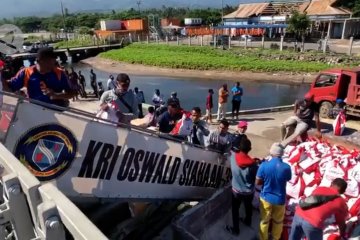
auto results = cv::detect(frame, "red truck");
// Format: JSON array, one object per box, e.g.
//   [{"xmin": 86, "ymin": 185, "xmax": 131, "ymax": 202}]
[{"xmin": 307, "ymin": 67, "xmax": 360, "ymax": 118}]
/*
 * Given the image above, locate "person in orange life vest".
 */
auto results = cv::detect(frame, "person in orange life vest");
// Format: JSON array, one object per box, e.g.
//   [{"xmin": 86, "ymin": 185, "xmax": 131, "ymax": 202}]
[
  {"xmin": 289, "ymin": 178, "xmax": 349, "ymax": 240},
  {"xmin": 226, "ymin": 138, "xmax": 258, "ymax": 236},
  {"xmin": 2, "ymin": 48, "xmax": 74, "ymax": 106}
]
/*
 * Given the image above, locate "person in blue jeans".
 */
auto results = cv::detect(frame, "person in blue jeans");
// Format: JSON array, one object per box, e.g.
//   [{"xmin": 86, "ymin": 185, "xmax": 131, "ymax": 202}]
[
  {"xmin": 289, "ymin": 178, "xmax": 348, "ymax": 240},
  {"xmin": 231, "ymin": 82, "xmax": 243, "ymax": 120}
]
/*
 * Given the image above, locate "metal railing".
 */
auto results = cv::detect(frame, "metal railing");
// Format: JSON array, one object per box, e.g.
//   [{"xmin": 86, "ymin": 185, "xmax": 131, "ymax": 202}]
[{"xmin": 0, "ymin": 144, "xmax": 108, "ymax": 240}]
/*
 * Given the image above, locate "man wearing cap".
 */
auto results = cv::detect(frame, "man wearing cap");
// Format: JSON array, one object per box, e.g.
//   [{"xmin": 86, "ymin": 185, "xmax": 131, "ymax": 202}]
[
  {"xmin": 256, "ymin": 143, "xmax": 292, "ymax": 240},
  {"xmin": 100, "ymin": 73, "xmax": 138, "ymax": 124},
  {"xmin": 226, "ymin": 138, "xmax": 258, "ymax": 236},
  {"xmin": 281, "ymin": 93, "xmax": 321, "ymax": 147},
  {"xmin": 2, "ymin": 48, "xmax": 74, "ymax": 107},
  {"xmin": 231, "ymin": 121, "xmax": 248, "ymax": 152}
]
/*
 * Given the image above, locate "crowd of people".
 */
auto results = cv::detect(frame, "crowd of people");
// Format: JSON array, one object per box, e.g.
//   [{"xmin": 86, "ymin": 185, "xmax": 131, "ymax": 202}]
[{"xmin": 0, "ymin": 47, "xmax": 350, "ymax": 240}]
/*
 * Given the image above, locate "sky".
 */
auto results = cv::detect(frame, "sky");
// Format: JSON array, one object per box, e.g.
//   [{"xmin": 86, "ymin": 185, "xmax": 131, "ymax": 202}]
[{"xmin": 0, "ymin": 0, "xmax": 265, "ymax": 18}]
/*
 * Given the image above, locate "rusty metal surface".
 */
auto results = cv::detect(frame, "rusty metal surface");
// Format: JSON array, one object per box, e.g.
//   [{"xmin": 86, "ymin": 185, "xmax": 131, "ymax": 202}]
[
  {"xmin": 224, "ymin": 3, "xmax": 275, "ymax": 19},
  {"xmin": 300, "ymin": 0, "xmax": 351, "ymax": 16}
]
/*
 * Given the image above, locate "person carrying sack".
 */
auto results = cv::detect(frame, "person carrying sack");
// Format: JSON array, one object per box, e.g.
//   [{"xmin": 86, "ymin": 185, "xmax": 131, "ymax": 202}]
[
  {"xmin": 99, "ymin": 73, "xmax": 138, "ymax": 124},
  {"xmin": 289, "ymin": 178, "xmax": 349, "ymax": 240}
]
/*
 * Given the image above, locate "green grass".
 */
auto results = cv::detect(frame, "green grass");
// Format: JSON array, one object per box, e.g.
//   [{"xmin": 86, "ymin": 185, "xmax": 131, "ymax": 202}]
[
  {"xmin": 54, "ymin": 38, "xmax": 95, "ymax": 49},
  {"xmin": 99, "ymin": 43, "xmax": 348, "ymax": 73}
]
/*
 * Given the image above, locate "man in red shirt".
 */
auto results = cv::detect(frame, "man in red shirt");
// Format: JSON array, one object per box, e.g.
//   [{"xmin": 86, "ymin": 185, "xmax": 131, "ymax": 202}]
[
  {"xmin": 289, "ymin": 178, "xmax": 348, "ymax": 240},
  {"xmin": 204, "ymin": 89, "xmax": 214, "ymax": 124}
]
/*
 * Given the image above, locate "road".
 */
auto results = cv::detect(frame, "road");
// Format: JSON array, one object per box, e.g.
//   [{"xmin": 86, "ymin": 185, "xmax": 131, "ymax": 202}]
[{"xmin": 172, "ymin": 37, "xmax": 360, "ymax": 54}]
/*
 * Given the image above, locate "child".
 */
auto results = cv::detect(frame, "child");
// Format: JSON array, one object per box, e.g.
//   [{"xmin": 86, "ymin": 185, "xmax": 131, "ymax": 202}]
[{"xmin": 329, "ymin": 99, "xmax": 345, "ymax": 119}]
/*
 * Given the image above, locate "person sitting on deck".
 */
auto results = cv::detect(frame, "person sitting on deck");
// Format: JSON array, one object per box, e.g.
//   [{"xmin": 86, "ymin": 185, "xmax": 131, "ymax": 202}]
[
  {"xmin": 280, "ymin": 93, "xmax": 322, "ymax": 147},
  {"xmin": 2, "ymin": 48, "xmax": 74, "ymax": 107}
]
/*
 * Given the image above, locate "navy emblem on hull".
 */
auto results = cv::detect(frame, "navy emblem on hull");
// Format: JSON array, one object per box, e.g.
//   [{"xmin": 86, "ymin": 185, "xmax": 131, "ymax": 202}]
[{"xmin": 14, "ymin": 124, "xmax": 77, "ymax": 181}]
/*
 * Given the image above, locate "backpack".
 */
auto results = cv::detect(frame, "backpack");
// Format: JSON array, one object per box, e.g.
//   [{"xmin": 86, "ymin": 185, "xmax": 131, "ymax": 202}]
[{"xmin": 299, "ymin": 194, "xmax": 340, "ymax": 210}]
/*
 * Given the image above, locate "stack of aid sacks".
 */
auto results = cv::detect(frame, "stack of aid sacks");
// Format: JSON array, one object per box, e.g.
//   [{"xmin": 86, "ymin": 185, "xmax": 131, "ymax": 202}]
[{"xmin": 253, "ymin": 139, "xmax": 360, "ymax": 240}]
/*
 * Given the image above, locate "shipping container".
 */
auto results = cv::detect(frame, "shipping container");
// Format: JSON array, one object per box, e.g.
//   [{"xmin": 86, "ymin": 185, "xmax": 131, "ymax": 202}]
[
  {"xmin": 124, "ymin": 19, "xmax": 148, "ymax": 31},
  {"xmin": 161, "ymin": 18, "xmax": 181, "ymax": 27},
  {"xmin": 184, "ymin": 18, "xmax": 202, "ymax": 26},
  {"xmin": 100, "ymin": 20, "xmax": 122, "ymax": 31}
]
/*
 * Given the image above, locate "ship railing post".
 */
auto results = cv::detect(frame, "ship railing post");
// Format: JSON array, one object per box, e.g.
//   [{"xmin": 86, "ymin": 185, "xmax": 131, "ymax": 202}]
[
  {"xmin": 37, "ymin": 201, "xmax": 66, "ymax": 240},
  {"xmin": 2, "ymin": 173, "xmax": 36, "ymax": 240}
]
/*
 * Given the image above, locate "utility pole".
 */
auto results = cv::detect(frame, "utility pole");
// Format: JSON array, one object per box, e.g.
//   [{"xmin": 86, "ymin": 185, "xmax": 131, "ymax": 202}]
[
  {"xmin": 136, "ymin": 1, "xmax": 142, "ymax": 15},
  {"xmin": 221, "ymin": 0, "xmax": 224, "ymax": 25},
  {"xmin": 60, "ymin": 1, "xmax": 68, "ymax": 42}
]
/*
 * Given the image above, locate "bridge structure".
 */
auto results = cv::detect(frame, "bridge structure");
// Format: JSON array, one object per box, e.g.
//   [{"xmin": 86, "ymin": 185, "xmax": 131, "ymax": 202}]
[{"xmin": 9, "ymin": 43, "xmax": 123, "ymax": 65}]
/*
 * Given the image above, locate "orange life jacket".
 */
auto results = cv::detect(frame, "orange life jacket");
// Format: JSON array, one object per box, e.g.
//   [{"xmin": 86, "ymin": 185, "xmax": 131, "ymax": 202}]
[{"xmin": 22, "ymin": 66, "xmax": 63, "ymax": 88}]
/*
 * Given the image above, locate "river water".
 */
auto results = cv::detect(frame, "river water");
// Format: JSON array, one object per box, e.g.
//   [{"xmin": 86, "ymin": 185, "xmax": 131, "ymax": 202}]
[
  {"xmin": 71, "ymin": 63, "xmax": 309, "ymax": 111},
  {"xmin": 24, "ymin": 60, "xmax": 305, "ymax": 111}
]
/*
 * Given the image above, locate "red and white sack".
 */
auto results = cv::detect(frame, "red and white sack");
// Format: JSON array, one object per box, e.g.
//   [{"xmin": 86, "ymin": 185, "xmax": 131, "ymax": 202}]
[
  {"xmin": 299, "ymin": 156, "xmax": 321, "ymax": 174},
  {"xmin": 286, "ymin": 176, "xmax": 305, "ymax": 199},
  {"xmin": 349, "ymin": 163, "xmax": 360, "ymax": 183},
  {"xmin": 320, "ymin": 161, "xmax": 346, "ymax": 187},
  {"xmin": 304, "ymin": 184, "xmax": 318, "ymax": 197},
  {"xmin": 345, "ymin": 178, "xmax": 359, "ymax": 198},
  {"xmin": 347, "ymin": 197, "xmax": 360, "ymax": 217},
  {"xmin": 170, "ymin": 112, "xmax": 193, "ymax": 136},
  {"xmin": 286, "ymin": 147, "xmax": 307, "ymax": 165},
  {"xmin": 333, "ymin": 111, "xmax": 346, "ymax": 136}
]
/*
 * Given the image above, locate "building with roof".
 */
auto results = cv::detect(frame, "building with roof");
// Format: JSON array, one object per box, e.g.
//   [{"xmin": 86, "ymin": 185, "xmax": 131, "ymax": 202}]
[
  {"xmin": 223, "ymin": 1, "xmax": 304, "ymax": 37},
  {"xmin": 223, "ymin": 0, "xmax": 360, "ymax": 39},
  {"xmin": 299, "ymin": 0, "xmax": 359, "ymax": 39}
]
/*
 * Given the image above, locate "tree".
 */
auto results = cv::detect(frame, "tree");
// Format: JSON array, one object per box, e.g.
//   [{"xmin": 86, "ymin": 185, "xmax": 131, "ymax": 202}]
[
  {"xmin": 288, "ymin": 10, "xmax": 310, "ymax": 52},
  {"xmin": 78, "ymin": 26, "xmax": 93, "ymax": 35},
  {"xmin": 337, "ymin": 0, "xmax": 360, "ymax": 16}
]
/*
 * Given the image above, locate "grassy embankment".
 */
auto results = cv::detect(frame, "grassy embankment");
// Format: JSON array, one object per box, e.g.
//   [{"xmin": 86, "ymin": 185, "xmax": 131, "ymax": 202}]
[
  {"xmin": 99, "ymin": 43, "xmax": 355, "ymax": 73},
  {"xmin": 54, "ymin": 39, "xmax": 94, "ymax": 49}
]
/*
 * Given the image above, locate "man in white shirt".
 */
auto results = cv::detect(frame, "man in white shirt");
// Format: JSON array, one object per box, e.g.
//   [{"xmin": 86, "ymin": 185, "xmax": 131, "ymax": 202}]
[{"xmin": 107, "ymin": 75, "xmax": 116, "ymax": 90}]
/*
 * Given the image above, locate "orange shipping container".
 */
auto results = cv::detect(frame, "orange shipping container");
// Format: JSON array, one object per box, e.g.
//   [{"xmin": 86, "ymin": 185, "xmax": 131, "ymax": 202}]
[{"xmin": 124, "ymin": 19, "xmax": 148, "ymax": 31}]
